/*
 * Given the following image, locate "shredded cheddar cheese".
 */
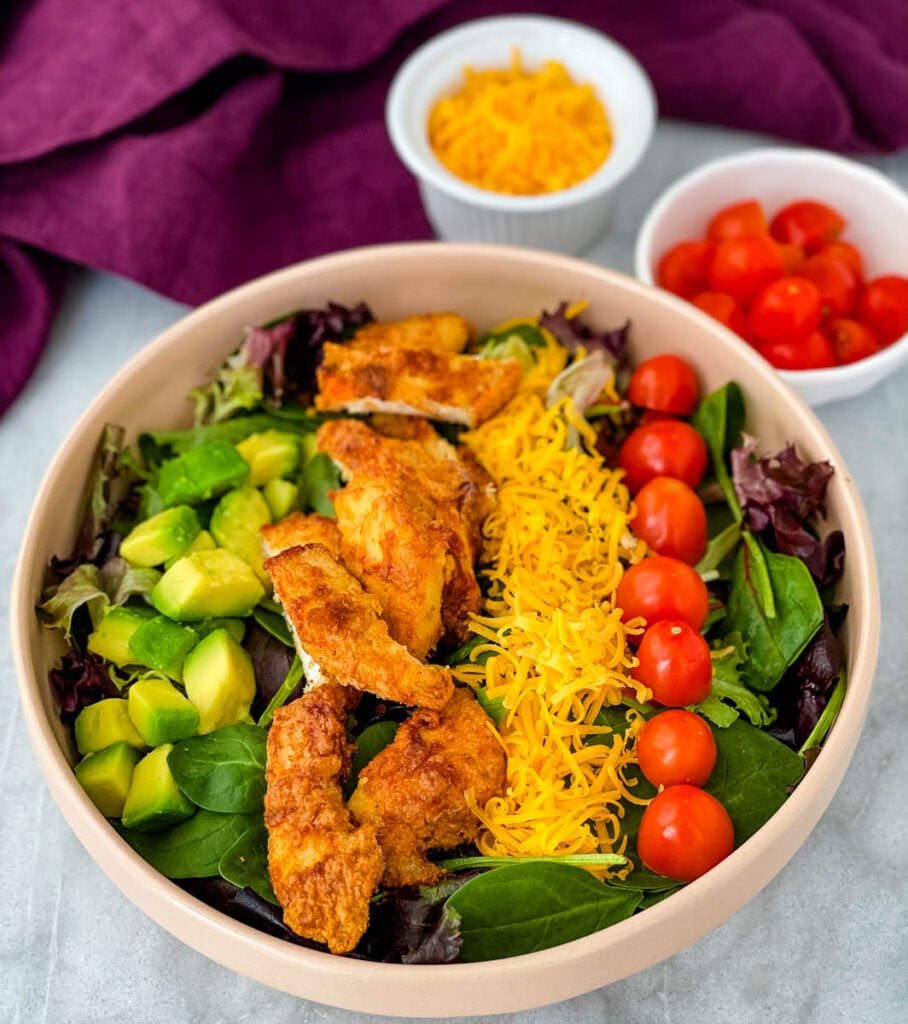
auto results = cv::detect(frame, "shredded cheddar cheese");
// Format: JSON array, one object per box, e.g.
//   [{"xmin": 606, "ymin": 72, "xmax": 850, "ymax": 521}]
[
  {"xmin": 454, "ymin": 343, "xmax": 650, "ymax": 875},
  {"xmin": 428, "ymin": 50, "xmax": 612, "ymax": 196}
]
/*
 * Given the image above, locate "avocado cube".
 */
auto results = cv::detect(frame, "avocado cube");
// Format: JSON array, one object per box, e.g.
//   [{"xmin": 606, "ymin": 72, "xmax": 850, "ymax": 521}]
[
  {"xmin": 127, "ymin": 615, "xmax": 199, "ymax": 681},
  {"xmin": 163, "ymin": 528, "xmax": 217, "ymax": 570},
  {"xmin": 127, "ymin": 677, "xmax": 200, "ymax": 746},
  {"xmin": 119, "ymin": 505, "xmax": 201, "ymax": 567},
  {"xmin": 262, "ymin": 478, "xmax": 300, "ymax": 521},
  {"xmin": 194, "ymin": 617, "xmax": 247, "ymax": 645},
  {"xmin": 209, "ymin": 486, "xmax": 273, "ymax": 586},
  {"xmin": 87, "ymin": 604, "xmax": 158, "ymax": 667},
  {"xmin": 121, "ymin": 744, "xmax": 196, "ymax": 831},
  {"xmin": 75, "ymin": 741, "xmax": 142, "ymax": 818},
  {"xmin": 74, "ymin": 698, "xmax": 146, "ymax": 756},
  {"xmin": 152, "ymin": 549, "xmax": 265, "ymax": 621},
  {"xmin": 157, "ymin": 441, "xmax": 250, "ymax": 508},
  {"xmin": 235, "ymin": 430, "xmax": 301, "ymax": 486},
  {"xmin": 182, "ymin": 628, "xmax": 257, "ymax": 734}
]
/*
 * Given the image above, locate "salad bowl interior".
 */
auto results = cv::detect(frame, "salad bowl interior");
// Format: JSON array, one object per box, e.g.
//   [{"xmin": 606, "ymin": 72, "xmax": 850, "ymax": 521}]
[{"xmin": 11, "ymin": 243, "xmax": 879, "ymax": 1018}]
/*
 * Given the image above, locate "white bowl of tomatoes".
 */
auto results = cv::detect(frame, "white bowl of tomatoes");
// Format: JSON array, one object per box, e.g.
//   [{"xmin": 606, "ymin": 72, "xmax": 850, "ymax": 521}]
[{"xmin": 633, "ymin": 147, "xmax": 908, "ymax": 406}]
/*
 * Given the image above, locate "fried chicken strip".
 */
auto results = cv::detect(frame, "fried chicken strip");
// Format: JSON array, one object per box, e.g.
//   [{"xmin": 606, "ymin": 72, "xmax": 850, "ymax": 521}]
[
  {"xmin": 265, "ymin": 542, "xmax": 454, "ymax": 709},
  {"xmin": 314, "ymin": 342, "xmax": 523, "ymax": 427},
  {"xmin": 350, "ymin": 312, "xmax": 474, "ymax": 354},
  {"xmin": 265, "ymin": 683, "xmax": 384, "ymax": 953},
  {"xmin": 347, "ymin": 687, "xmax": 507, "ymax": 888},
  {"xmin": 260, "ymin": 511, "xmax": 342, "ymax": 559}
]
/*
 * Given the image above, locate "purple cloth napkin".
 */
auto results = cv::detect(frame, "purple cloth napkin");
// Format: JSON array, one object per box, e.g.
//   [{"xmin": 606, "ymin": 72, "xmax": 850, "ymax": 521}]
[{"xmin": 2, "ymin": 0, "xmax": 906, "ymax": 415}]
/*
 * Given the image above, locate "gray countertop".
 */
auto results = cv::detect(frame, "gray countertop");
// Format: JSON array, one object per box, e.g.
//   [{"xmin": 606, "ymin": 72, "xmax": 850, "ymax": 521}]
[{"xmin": 3, "ymin": 121, "xmax": 906, "ymax": 1023}]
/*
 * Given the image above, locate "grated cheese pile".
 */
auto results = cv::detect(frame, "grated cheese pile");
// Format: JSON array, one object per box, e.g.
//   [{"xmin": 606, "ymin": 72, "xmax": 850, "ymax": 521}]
[
  {"xmin": 427, "ymin": 50, "xmax": 612, "ymax": 196},
  {"xmin": 454, "ymin": 331, "xmax": 651, "ymax": 872}
]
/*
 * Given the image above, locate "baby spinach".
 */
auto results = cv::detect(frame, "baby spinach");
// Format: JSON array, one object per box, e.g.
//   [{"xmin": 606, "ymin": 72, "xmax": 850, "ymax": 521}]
[
  {"xmin": 257, "ymin": 654, "xmax": 303, "ymax": 728},
  {"xmin": 219, "ymin": 822, "xmax": 278, "ymax": 905},
  {"xmin": 345, "ymin": 720, "xmax": 399, "ymax": 796},
  {"xmin": 705, "ymin": 719, "xmax": 804, "ymax": 843},
  {"xmin": 119, "ymin": 810, "xmax": 259, "ymax": 878},
  {"xmin": 252, "ymin": 604, "xmax": 294, "ymax": 647},
  {"xmin": 445, "ymin": 862, "xmax": 642, "ymax": 961},
  {"xmin": 299, "ymin": 451, "xmax": 339, "ymax": 518},
  {"xmin": 168, "ymin": 724, "xmax": 267, "ymax": 814},
  {"xmin": 724, "ymin": 540, "xmax": 824, "ymax": 692},
  {"xmin": 692, "ymin": 381, "xmax": 745, "ymax": 520}
]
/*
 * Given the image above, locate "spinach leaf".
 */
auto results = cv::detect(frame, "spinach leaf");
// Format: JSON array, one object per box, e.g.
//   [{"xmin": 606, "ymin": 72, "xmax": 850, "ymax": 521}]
[
  {"xmin": 445, "ymin": 862, "xmax": 642, "ymax": 961},
  {"xmin": 724, "ymin": 540, "xmax": 824, "ymax": 692},
  {"xmin": 705, "ymin": 719, "xmax": 804, "ymax": 843},
  {"xmin": 168, "ymin": 724, "xmax": 267, "ymax": 814},
  {"xmin": 118, "ymin": 810, "xmax": 258, "ymax": 878},
  {"xmin": 692, "ymin": 382, "xmax": 745, "ymax": 521},
  {"xmin": 257, "ymin": 654, "xmax": 304, "ymax": 728},
  {"xmin": 252, "ymin": 604, "xmax": 294, "ymax": 647},
  {"xmin": 300, "ymin": 451, "xmax": 339, "ymax": 517},
  {"xmin": 693, "ymin": 633, "xmax": 776, "ymax": 729},
  {"xmin": 346, "ymin": 720, "xmax": 399, "ymax": 795},
  {"xmin": 218, "ymin": 822, "xmax": 279, "ymax": 905}
]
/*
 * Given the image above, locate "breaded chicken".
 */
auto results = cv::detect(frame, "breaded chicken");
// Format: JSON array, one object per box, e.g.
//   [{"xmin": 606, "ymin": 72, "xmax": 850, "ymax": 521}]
[
  {"xmin": 314, "ymin": 343, "xmax": 523, "ymax": 427},
  {"xmin": 347, "ymin": 687, "xmax": 507, "ymax": 888},
  {"xmin": 265, "ymin": 683, "xmax": 384, "ymax": 953},
  {"xmin": 350, "ymin": 313, "xmax": 474, "ymax": 354},
  {"xmin": 317, "ymin": 419, "xmax": 488, "ymax": 656},
  {"xmin": 260, "ymin": 511, "xmax": 342, "ymax": 559},
  {"xmin": 265, "ymin": 543, "xmax": 454, "ymax": 710}
]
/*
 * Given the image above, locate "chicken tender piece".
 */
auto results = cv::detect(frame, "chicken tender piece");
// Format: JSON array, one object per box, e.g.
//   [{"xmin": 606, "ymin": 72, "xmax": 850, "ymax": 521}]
[
  {"xmin": 347, "ymin": 687, "xmax": 507, "ymax": 888},
  {"xmin": 351, "ymin": 313, "xmax": 474, "ymax": 354},
  {"xmin": 260, "ymin": 511, "xmax": 342, "ymax": 559},
  {"xmin": 265, "ymin": 683, "xmax": 384, "ymax": 954},
  {"xmin": 265, "ymin": 542, "xmax": 454, "ymax": 710},
  {"xmin": 314, "ymin": 342, "xmax": 523, "ymax": 427}
]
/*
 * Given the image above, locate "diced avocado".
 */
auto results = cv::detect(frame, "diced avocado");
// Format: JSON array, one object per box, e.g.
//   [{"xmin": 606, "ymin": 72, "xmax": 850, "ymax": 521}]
[
  {"xmin": 74, "ymin": 698, "xmax": 146, "ymax": 756},
  {"xmin": 157, "ymin": 441, "xmax": 250, "ymax": 508},
  {"xmin": 152, "ymin": 549, "xmax": 265, "ymax": 621},
  {"xmin": 121, "ymin": 744, "xmax": 196, "ymax": 831},
  {"xmin": 127, "ymin": 677, "xmax": 200, "ymax": 746},
  {"xmin": 87, "ymin": 604, "xmax": 158, "ymax": 667},
  {"xmin": 194, "ymin": 617, "xmax": 247, "ymax": 645},
  {"xmin": 127, "ymin": 615, "xmax": 199, "ymax": 681},
  {"xmin": 74, "ymin": 741, "xmax": 142, "ymax": 818},
  {"xmin": 209, "ymin": 486, "xmax": 273, "ymax": 586},
  {"xmin": 262, "ymin": 477, "xmax": 300, "ymax": 521},
  {"xmin": 119, "ymin": 505, "xmax": 201, "ymax": 567},
  {"xmin": 235, "ymin": 430, "xmax": 300, "ymax": 486},
  {"xmin": 163, "ymin": 528, "xmax": 216, "ymax": 570},
  {"xmin": 182, "ymin": 628, "xmax": 257, "ymax": 734}
]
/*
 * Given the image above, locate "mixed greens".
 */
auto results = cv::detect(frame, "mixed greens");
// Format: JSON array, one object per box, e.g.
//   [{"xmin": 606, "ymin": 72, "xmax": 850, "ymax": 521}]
[{"xmin": 39, "ymin": 300, "xmax": 846, "ymax": 963}]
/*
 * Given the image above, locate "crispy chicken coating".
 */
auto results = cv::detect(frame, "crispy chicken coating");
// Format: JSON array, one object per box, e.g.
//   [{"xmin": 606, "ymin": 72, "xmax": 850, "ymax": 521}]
[
  {"xmin": 265, "ymin": 542, "xmax": 454, "ymax": 710},
  {"xmin": 260, "ymin": 511, "xmax": 342, "ymax": 559},
  {"xmin": 350, "ymin": 312, "xmax": 474, "ymax": 354},
  {"xmin": 314, "ymin": 342, "xmax": 523, "ymax": 427},
  {"xmin": 265, "ymin": 683, "xmax": 384, "ymax": 954},
  {"xmin": 347, "ymin": 687, "xmax": 507, "ymax": 888},
  {"xmin": 317, "ymin": 418, "xmax": 491, "ymax": 656}
]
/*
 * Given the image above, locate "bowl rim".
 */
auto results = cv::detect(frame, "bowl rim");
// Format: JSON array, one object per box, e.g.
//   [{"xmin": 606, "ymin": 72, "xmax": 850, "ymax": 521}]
[
  {"xmin": 632, "ymin": 145, "xmax": 908, "ymax": 384},
  {"xmin": 10, "ymin": 241, "xmax": 881, "ymax": 1016},
  {"xmin": 385, "ymin": 14, "xmax": 657, "ymax": 213}
]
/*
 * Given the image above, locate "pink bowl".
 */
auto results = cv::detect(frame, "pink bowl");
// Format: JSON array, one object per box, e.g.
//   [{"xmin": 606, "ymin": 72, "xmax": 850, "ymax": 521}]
[{"xmin": 10, "ymin": 242, "xmax": 879, "ymax": 1018}]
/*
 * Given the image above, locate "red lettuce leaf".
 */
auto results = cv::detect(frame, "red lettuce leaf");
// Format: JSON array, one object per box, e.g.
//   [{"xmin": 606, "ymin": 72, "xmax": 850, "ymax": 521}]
[
  {"xmin": 539, "ymin": 302, "xmax": 629, "ymax": 364},
  {"xmin": 49, "ymin": 650, "xmax": 121, "ymax": 722}
]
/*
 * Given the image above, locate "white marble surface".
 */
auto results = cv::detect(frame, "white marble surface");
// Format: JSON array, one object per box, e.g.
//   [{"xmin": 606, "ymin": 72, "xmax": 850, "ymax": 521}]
[{"xmin": 3, "ymin": 121, "xmax": 907, "ymax": 1023}]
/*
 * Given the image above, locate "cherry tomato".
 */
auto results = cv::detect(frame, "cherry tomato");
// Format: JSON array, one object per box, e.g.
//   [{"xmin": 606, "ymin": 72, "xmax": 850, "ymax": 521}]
[
  {"xmin": 637, "ymin": 785, "xmax": 734, "ymax": 882},
  {"xmin": 747, "ymin": 277, "xmax": 822, "ymax": 343},
  {"xmin": 631, "ymin": 477, "xmax": 707, "ymax": 564},
  {"xmin": 631, "ymin": 619, "xmax": 713, "ymax": 704},
  {"xmin": 617, "ymin": 420, "xmax": 709, "ymax": 495},
  {"xmin": 756, "ymin": 330, "xmax": 836, "ymax": 370},
  {"xmin": 798, "ymin": 255, "xmax": 859, "ymax": 318},
  {"xmin": 636, "ymin": 709, "xmax": 717, "ymax": 788},
  {"xmin": 780, "ymin": 242, "xmax": 806, "ymax": 275},
  {"xmin": 616, "ymin": 558, "xmax": 710, "ymax": 634},
  {"xmin": 705, "ymin": 199, "xmax": 767, "ymax": 242},
  {"xmin": 657, "ymin": 241, "xmax": 714, "ymax": 300},
  {"xmin": 627, "ymin": 354, "xmax": 700, "ymax": 416},
  {"xmin": 826, "ymin": 318, "xmax": 881, "ymax": 365},
  {"xmin": 706, "ymin": 235, "xmax": 785, "ymax": 305},
  {"xmin": 816, "ymin": 240, "xmax": 865, "ymax": 280},
  {"xmin": 769, "ymin": 200, "xmax": 846, "ymax": 252},
  {"xmin": 857, "ymin": 275, "xmax": 908, "ymax": 345},
  {"xmin": 691, "ymin": 291, "xmax": 748, "ymax": 336}
]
